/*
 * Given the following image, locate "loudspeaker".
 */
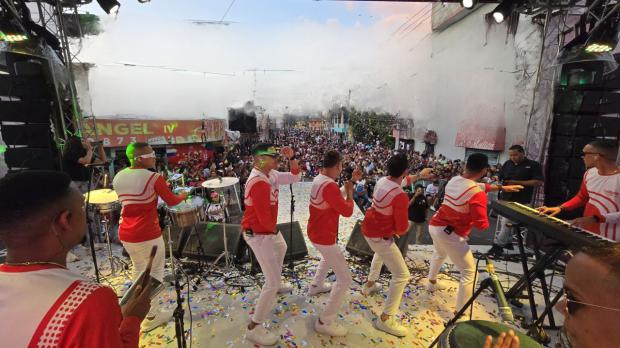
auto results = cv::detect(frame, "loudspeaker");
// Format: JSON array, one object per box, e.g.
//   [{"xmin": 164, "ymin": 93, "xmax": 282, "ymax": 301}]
[
  {"xmin": 245, "ymin": 221, "xmax": 308, "ymax": 274},
  {"xmin": 277, "ymin": 221, "xmax": 308, "ymax": 261},
  {"xmin": 228, "ymin": 108, "xmax": 257, "ymax": 134},
  {"xmin": 182, "ymin": 223, "xmax": 242, "ymax": 260},
  {"xmin": 0, "ymin": 52, "xmax": 59, "ymax": 171},
  {"xmin": 4, "ymin": 147, "xmax": 56, "ymax": 169},
  {"xmin": 345, "ymin": 220, "xmax": 410, "ymax": 258}
]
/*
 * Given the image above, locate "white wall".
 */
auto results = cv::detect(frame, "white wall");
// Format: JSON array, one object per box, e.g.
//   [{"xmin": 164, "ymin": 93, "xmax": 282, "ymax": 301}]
[{"xmin": 405, "ymin": 5, "xmax": 542, "ymax": 161}]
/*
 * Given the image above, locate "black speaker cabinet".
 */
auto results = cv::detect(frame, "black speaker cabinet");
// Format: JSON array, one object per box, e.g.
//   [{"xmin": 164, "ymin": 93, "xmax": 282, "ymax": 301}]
[
  {"xmin": 276, "ymin": 221, "xmax": 308, "ymax": 261},
  {"xmin": 180, "ymin": 223, "xmax": 242, "ymax": 260},
  {"xmin": 345, "ymin": 220, "xmax": 411, "ymax": 258}
]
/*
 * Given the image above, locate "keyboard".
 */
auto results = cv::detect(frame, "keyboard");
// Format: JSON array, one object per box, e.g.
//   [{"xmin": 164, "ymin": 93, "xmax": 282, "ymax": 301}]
[{"xmin": 491, "ymin": 200, "xmax": 616, "ymax": 248}]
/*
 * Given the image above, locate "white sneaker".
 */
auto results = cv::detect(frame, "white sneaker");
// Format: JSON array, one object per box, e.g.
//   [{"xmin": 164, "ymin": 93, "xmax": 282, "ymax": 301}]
[
  {"xmin": 361, "ymin": 282, "xmax": 381, "ymax": 296},
  {"xmin": 308, "ymin": 283, "xmax": 332, "ymax": 296},
  {"xmin": 314, "ymin": 318, "xmax": 347, "ymax": 337},
  {"xmin": 141, "ymin": 309, "xmax": 173, "ymax": 333},
  {"xmin": 278, "ymin": 282, "xmax": 293, "ymax": 294},
  {"xmin": 375, "ymin": 316, "xmax": 408, "ymax": 337},
  {"xmin": 425, "ymin": 279, "xmax": 447, "ymax": 292},
  {"xmin": 246, "ymin": 325, "xmax": 278, "ymax": 346}
]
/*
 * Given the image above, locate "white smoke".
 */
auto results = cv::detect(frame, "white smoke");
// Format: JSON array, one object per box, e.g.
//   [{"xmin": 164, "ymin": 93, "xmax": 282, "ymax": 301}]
[{"xmin": 75, "ymin": 0, "xmax": 431, "ymax": 119}]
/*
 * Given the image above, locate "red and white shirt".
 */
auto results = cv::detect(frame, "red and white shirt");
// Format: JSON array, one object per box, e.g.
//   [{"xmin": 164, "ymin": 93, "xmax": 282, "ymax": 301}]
[
  {"xmin": 362, "ymin": 177, "xmax": 410, "ymax": 238},
  {"xmin": 561, "ymin": 168, "xmax": 620, "ymax": 241},
  {"xmin": 430, "ymin": 176, "xmax": 491, "ymax": 238},
  {"xmin": 241, "ymin": 167, "xmax": 301, "ymax": 234},
  {"xmin": 113, "ymin": 168, "xmax": 184, "ymax": 243},
  {"xmin": 307, "ymin": 174, "xmax": 354, "ymax": 245},
  {"xmin": 0, "ymin": 264, "xmax": 140, "ymax": 348}
]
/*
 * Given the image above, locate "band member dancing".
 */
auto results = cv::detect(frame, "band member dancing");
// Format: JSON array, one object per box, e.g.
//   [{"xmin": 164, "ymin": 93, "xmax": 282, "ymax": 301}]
[
  {"xmin": 0, "ymin": 171, "xmax": 151, "ymax": 347},
  {"xmin": 242, "ymin": 143, "xmax": 301, "ymax": 346},
  {"xmin": 425, "ymin": 154, "xmax": 522, "ymax": 312},
  {"xmin": 307, "ymin": 150, "xmax": 362, "ymax": 337},
  {"xmin": 361, "ymin": 153, "xmax": 433, "ymax": 337},
  {"xmin": 113, "ymin": 142, "xmax": 187, "ymax": 331},
  {"xmin": 539, "ymin": 139, "xmax": 620, "ymax": 241}
]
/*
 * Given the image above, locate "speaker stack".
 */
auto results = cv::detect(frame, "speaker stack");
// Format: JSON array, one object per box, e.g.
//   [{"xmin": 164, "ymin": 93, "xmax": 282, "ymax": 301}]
[
  {"xmin": 0, "ymin": 52, "xmax": 60, "ymax": 171},
  {"xmin": 545, "ymin": 59, "xmax": 620, "ymax": 207}
]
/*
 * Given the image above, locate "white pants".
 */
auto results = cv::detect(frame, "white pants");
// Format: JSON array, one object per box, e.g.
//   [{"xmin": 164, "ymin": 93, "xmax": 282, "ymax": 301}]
[
  {"xmin": 311, "ymin": 243, "xmax": 353, "ymax": 324},
  {"xmin": 428, "ymin": 225, "xmax": 476, "ymax": 310},
  {"xmin": 244, "ymin": 232, "xmax": 288, "ymax": 324},
  {"xmin": 122, "ymin": 236, "xmax": 166, "ymax": 282},
  {"xmin": 365, "ymin": 237, "xmax": 410, "ymax": 316}
]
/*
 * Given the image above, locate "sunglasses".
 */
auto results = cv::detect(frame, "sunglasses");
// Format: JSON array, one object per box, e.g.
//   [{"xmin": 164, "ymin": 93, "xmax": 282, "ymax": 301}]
[
  {"xmin": 135, "ymin": 152, "xmax": 156, "ymax": 159},
  {"xmin": 261, "ymin": 153, "xmax": 279, "ymax": 158},
  {"xmin": 563, "ymin": 288, "xmax": 620, "ymax": 315}
]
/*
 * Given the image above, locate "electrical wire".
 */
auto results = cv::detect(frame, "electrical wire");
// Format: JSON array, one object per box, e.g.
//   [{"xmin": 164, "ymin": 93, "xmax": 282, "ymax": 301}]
[{"xmin": 219, "ymin": 0, "xmax": 236, "ymax": 25}]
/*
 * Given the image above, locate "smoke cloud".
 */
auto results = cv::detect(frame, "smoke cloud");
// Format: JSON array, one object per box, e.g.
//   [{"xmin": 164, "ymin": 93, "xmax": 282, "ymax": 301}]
[{"xmin": 76, "ymin": 0, "xmax": 430, "ymax": 119}]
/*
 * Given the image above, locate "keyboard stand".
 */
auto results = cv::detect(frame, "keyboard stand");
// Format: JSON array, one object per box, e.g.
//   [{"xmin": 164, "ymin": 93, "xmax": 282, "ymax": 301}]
[{"xmin": 503, "ymin": 223, "xmax": 563, "ymax": 343}]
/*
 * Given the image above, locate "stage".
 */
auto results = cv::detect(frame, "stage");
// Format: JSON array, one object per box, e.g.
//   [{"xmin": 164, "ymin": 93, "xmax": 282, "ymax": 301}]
[{"xmin": 68, "ymin": 182, "xmax": 565, "ymax": 347}]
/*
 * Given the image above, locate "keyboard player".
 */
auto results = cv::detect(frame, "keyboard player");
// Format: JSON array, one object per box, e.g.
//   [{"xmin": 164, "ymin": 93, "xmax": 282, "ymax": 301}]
[{"xmin": 539, "ymin": 139, "xmax": 620, "ymax": 241}]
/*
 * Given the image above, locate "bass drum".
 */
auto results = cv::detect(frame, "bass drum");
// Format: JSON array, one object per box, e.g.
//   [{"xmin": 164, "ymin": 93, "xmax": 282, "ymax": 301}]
[{"xmin": 438, "ymin": 320, "xmax": 542, "ymax": 348}]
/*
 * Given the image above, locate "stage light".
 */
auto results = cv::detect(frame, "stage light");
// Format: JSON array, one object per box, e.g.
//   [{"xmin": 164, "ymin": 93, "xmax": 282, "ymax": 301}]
[
  {"xmin": 0, "ymin": 31, "xmax": 28, "ymax": 42},
  {"xmin": 491, "ymin": 0, "xmax": 515, "ymax": 24},
  {"xmin": 584, "ymin": 13, "xmax": 620, "ymax": 54},
  {"xmin": 461, "ymin": 0, "xmax": 477, "ymax": 9},
  {"xmin": 96, "ymin": 0, "xmax": 121, "ymax": 15}
]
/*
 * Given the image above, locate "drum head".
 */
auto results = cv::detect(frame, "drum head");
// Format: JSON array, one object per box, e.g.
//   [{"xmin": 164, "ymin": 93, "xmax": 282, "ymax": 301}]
[
  {"xmin": 439, "ymin": 321, "xmax": 542, "ymax": 348},
  {"xmin": 84, "ymin": 189, "xmax": 118, "ymax": 204}
]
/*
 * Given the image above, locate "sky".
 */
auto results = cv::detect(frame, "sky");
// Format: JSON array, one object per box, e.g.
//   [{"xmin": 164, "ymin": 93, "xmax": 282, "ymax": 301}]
[{"xmin": 76, "ymin": 0, "xmax": 433, "ymax": 119}]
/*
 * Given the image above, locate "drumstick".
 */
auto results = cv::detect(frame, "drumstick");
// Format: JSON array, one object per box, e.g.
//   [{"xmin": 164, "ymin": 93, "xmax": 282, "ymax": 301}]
[{"xmin": 140, "ymin": 245, "xmax": 157, "ymax": 290}]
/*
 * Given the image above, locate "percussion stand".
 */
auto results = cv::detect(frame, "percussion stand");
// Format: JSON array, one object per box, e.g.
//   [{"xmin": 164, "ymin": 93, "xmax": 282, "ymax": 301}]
[
  {"xmin": 209, "ymin": 185, "xmax": 235, "ymax": 272},
  {"xmin": 164, "ymin": 215, "xmax": 188, "ymax": 348},
  {"xmin": 99, "ymin": 213, "xmax": 129, "ymax": 276},
  {"xmin": 429, "ymin": 277, "xmax": 494, "ymax": 348}
]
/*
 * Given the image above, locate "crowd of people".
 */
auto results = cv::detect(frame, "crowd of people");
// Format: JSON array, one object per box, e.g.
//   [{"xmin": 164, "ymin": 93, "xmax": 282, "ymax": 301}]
[{"xmin": 146, "ymin": 129, "xmax": 503, "ymax": 215}]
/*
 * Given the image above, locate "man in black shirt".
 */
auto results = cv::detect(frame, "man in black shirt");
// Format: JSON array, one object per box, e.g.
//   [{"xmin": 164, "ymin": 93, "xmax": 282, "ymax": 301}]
[
  {"xmin": 408, "ymin": 184, "xmax": 429, "ymax": 244},
  {"xmin": 487, "ymin": 145, "xmax": 543, "ymax": 257},
  {"xmin": 62, "ymin": 137, "xmax": 107, "ymax": 193}
]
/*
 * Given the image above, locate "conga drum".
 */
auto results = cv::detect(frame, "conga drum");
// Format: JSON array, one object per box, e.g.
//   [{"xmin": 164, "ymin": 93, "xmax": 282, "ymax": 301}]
[{"xmin": 438, "ymin": 320, "xmax": 543, "ymax": 348}]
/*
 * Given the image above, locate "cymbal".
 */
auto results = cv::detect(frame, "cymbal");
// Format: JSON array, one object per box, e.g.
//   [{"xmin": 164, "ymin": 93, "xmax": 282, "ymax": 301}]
[
  {"xmin": 84, "ymin": 189, "xmax": 118, "ymax": 204},
  {"xmin": 201, "ymin": 177, "xmax": 239, "ymax": 189}
]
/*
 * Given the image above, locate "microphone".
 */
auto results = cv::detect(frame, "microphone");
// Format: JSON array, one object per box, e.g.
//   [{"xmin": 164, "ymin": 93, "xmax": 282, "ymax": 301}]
[{"xmin": 485, "ymin": 257, "xmax": 514, "ymax": 322}]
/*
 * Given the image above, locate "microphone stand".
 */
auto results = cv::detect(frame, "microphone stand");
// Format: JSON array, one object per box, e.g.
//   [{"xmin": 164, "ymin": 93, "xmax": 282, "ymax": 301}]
[
  {"xmin": 85, "ymin": 165, "xmax": 101, "ymax": 283},
  {"xmin": 287, "ymin": 157, "xmax": 301, "ymax": 290},
  {"xmin": 165, "ymin": 214, "xmax": 188, "ymax": 348}
]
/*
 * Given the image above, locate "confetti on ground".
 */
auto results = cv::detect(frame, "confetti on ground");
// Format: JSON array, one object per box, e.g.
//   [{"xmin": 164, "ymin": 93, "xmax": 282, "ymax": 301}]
[{"xmin": 68, "ymin": 182, "xmax": 565, "ymax": 347}]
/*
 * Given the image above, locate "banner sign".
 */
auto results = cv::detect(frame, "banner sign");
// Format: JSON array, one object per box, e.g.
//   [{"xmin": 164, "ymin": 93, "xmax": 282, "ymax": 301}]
[{"xmin": 84, "ymin": 118, "xmax": 226, "ymax": 147}]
